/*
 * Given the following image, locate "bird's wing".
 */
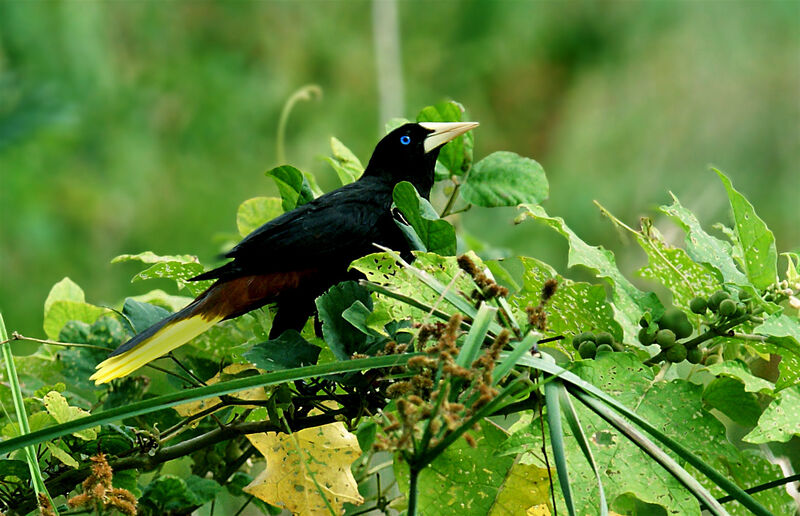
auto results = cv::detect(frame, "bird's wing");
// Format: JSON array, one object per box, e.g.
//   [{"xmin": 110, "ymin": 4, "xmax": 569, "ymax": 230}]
[{"xmin": 195, "ymin": 182, "xmax": 393, "ymax": 281}]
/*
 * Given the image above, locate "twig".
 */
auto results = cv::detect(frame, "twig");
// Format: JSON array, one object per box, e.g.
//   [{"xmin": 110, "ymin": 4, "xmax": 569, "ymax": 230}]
[
  {"xmin": 439, "ymin": 179, "xmax": 462, "ymax": 218},
  {"xmin": 8, "ymin": 332, "xmax": 110, "ymax": 351}
]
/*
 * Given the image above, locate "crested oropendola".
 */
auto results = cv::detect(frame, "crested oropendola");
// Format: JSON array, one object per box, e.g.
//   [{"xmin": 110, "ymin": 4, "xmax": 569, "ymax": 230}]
[{"xmin": 91, "ymin": 121, "xmax": 478, "ymax": 384}]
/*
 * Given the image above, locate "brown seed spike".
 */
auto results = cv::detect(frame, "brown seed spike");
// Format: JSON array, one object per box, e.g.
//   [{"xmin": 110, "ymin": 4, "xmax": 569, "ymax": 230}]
[{"xmin": 542, "ymin": 279, "xmax": 559, "ymax": 301}]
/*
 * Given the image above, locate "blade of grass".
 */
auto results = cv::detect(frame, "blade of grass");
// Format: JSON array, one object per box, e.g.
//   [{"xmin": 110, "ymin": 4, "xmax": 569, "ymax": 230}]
[
  {"xmin": 492, "ymin": 332, "xmax": 538, "ymax": 385},
  {"xmin": 557, "ymin": 383, "xmax": 607, "ymax": 516},
  {"xmin": 513, "ymin": 354, "xmax": 772, "ymax": 516},
  {"xmin": 1, "ymin": 312, "xmax": 57, "ymax": 513},
  {"xmin": 0, "ymin": 354, "xmax": 414, "ymax": 456},
  {"xmin": 544, "ymin": 378, "xmax": 576, "ymax": 516},
  {"xmin": 571, "ymin": 388, "xmax": 729, "ymax": 516},
  {"xmin": 455, "ymin": 303, "xmax": 495, "ymax": 368}
]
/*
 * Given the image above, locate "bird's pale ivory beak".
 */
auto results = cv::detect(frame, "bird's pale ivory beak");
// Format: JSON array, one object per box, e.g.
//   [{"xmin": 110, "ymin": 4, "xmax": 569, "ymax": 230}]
[{"xmin": 420, "ymin": 121, "xmax": 479, "ymax": 153}]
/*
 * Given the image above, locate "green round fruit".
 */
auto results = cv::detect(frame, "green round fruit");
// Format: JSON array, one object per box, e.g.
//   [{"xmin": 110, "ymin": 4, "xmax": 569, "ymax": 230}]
[
  {"xmin": 674, "ymin": 319, "xmax": 693, "ymax": 339},
  {"xmin": 708, "ymin": 290, "xmax": 730, "ymax": 312},
  {"xmin": 573, "ymin": 331, "xmax": 594, "ymax": 350},
  {"xmin": 596, "ymin": 344, "xmax": 614, "ymax": 353},
  {"xmin": 686, "ymin": 347, "xmax": 703, "ymax": 364},
  {"xmin": 738, "ymin": 289, "xmax": 752, "ymax": 302},
  {"xmin": 660, "ymin": 308, "xmax": 689, "ymax": 331},
  {"xmin": 734, "ymin": 303, "xmax": 747, "ymax": 318},
  {"xmin": 689, "ymin": 297, "xmax": 708, "ymax": 314},
  {"xmin": 578, "ymin": 341, "xmax": 597, "ymax": 359},
  {"xmin": 596, "ymin": 332, "xmax": 614, "ymax": 346},
  {"xmin": 638, "ymin": 327, "xmax": 655, "ymax": 345},
  {"xmin": 656, "ymin": 329, "xmax": 677, "ymax": 349},
  {"xmin": 665, "ymin": 343, "xmax": 688, "ymax": 362},
  {"xmin": 718, "ymin": 298, "xmax": 737, "ymax": 317}
]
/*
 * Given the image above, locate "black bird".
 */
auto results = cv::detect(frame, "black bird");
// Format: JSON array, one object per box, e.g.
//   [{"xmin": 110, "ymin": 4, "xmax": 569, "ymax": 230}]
[{"xmin": 91, "ymin": 121, "xmax": 478, "ymax": 384}]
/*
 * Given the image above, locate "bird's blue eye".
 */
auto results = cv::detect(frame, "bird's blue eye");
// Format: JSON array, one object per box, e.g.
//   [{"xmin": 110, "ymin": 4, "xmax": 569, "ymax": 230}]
[{"xmin": 400, "ymin": 135, "xmax": 411, "ymax": 145}]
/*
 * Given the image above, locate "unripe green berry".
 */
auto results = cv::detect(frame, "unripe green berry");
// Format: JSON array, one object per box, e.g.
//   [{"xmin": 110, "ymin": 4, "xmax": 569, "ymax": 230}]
[
  {"xmin": 674, "ymin": 319, "xmax": 693, "ymax": 340},
  {"xmin": 578, "ymin": 341, "xmax": 597, "ymax": 359},
  {"xmin": 689, "ymin": 297, "xmax": 707, "ymax": 314},
  {"xmin": 638, "ymin": 327, "xmax": 655, "ymax": 345},
  {"xmin": 718, "ymin": 299, "xmax": 737, "ymax": 317},
  {"xmin": 573, "ymin": 331, "xmax": 594, "ymax": 350},
  {"xmin": 734, "ymin": 303, "xmax": 747, "ymax": 318},
  {"xmin": 665, "ymin": 343, "xmax": 687, "ymax": 362},
  {"xmin": 596, "ymin": 344, "xmax": 614, "ymax": 354},
  {"xmin": 656, "ymin": 329, "xmax": 676, "ymax": 349},
  {"xmin": 595, "ymin": 332, "xmax": 613, "ymax": 346},
  {"xmin": 686, "ymin": 347, "xmax": 703, "ymax": 364},
  {"xmin": 708, "ymin": 290, "xmax": 730, "ymax": 312}
]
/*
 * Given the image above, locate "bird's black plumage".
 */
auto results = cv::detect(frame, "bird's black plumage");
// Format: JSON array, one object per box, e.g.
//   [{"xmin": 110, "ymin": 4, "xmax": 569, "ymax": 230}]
[{"xmin": 91, "ymin": 121, "xmax": 478, "ymax": 383}]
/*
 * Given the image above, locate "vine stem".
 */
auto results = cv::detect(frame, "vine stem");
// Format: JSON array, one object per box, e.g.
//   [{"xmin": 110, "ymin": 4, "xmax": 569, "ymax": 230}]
[
  {"xmin": 407, "ymin": 465, "xmax": 420, "ymax": 516},
  {"xmin": 439, "ymin": 179, "xmax": 462, "ymax": 218},
  {"xmin": 276, "ymin": 85, "xmax": 322, "ymax": 164}
]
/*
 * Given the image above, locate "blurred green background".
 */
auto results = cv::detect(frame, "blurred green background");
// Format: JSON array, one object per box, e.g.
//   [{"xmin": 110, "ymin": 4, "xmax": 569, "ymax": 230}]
[{"xmin": 1, "ymin": 1, "xmax": 798, "ymax": 338}]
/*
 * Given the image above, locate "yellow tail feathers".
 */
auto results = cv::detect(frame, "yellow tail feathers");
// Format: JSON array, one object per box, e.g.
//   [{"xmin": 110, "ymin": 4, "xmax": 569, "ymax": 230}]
[{"xmin": 90, "ymin": 314, "xmax": 222, "ymax": 384}]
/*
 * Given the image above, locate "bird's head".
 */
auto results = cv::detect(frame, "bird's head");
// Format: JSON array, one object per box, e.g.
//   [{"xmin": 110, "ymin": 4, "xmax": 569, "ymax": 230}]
[{"xmin": 364, "ymin": 121, "xmax": 478, "ymax": 198}]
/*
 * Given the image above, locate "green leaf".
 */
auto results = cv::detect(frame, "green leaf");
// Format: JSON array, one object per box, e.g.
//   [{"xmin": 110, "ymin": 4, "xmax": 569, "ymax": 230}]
[
  {"xmin": 598, "ymin": 208, "xmax": 721, "ymax": 314},
  {"xmin": 743, "ymin": 386, "xmax": 800, "ymax": 443},
  {"xmin": 341, "ymin": 300, "xmax": 388, "ymax": 337},
  {"xmin": 782, "ymin": 252, "xmax": 799, "ymax": 284},
  {"xmin": 44, "ymin": 277, "xmax": 85, "ymax": 316},
  {"xmin": 0, "ymin": 459, "xmax": 31, "ymax": 481},
  {"xmin": 417, "ymin": 100, "xmax": 474, "ymax": 175},
  {"xmin": 316, "ymin": 281, "xmax": 374, "ymax": 360},
  {"xmin": 705, "ymin": 360, "xmax": 774, "ymax": 394},
  {"xmin": 185, "ymin": 475, "xmax": 222, "ymax": 505},
  {"xmin": 517, "ymin": 352, "xmax": 792, "ymax": 515},
  {"xmin": 351, "ymin": 251, "xmax": 483, "ymax": 324},
  {"xmin": 122, "ymin": 298, "xmax": 171, "ymax": 334},
  {"xmin": 43, "ymin": 300, "xmax": 108, "ymax": 340},
  {"xmin": 45, "ymin": 441, "xmax": 79, "ymax": 468},
  {"xmin": 702, "ymin": 377, "xmax": 762, "ymax": 427},
  {"xmin": 393, "ymin": 181, "xmax": 457, "ymax": 255},
  {"xmin": 236, "ymin": 196, "xmax": 283, "ymax": 237},
  {"xmin": 753, "ymin": 313, "xmax": 800, "ymax": 389},
  {"xmin": 517, "ymin": 205, "xmax": 662, "ymax": 344},
  {"xmin": 243, "ymin": 331, "xmax": 321, "ymax": 371},
  {"xmin": 128, "ymin": 289, "xmax": 192, "ymax": 313},
  {"xmin": 660, "ymin": 194, "xmax": 749, "ymax": 285},
  {"xmin": 509, "ymin": 257, "xmax": 623, "ymax": 350},
  {"xmin": 265, "ymin": 165, "xmax": 314, "ymax": 211},
  {"xmin": 42, "ymin": 391, "xmax": 99, "ymax": 440},
  {"xmin": 461, "ymin": 151, "xmax": 549, "ymax": 207},
  {"xmin": 111, "ymin": 251, "xmax": 200, "ymax": 265},
  {"xmin": 396, "ymin": 421, "xmax": 552, "ymax": 515},
  {"xmin": 715, "ymin": 169, "xmax": 778, "ymax": 289},
  {"xmin": 325, "ymin": 136, "xmax": 364, "ymax": 185},
  {"xmin": 141, "ymin": 474, "xmax": 219, "ymax": 512},
  {"xmin": 385, "ymin": 117, "xmax": 410, "ymax": 133},
  {"xmin": 113, "ymin": 251, "xmax": 210, "ymax": 295},
  {"xmin": 113, "ymin": 469, "xmax": 141, "ymax": 498}
]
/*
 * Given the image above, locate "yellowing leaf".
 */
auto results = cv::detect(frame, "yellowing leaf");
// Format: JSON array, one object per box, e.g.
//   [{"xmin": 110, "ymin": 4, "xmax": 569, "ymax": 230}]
[
  {"xmin": 526, "ymin": 505, "xmax": 551, "ymax": 516},
  {"xmin": 244, "ymin": 422, "xmax": 364, "ymax": 515},
  {"xmin": 42, "ymin": 391, "xmax": 99, "ymax": 441},
  {"xmin": 489, "ymin": 463, "xmax": 552, "ymax": 515},
  {"xmin": 173, "ymin": 364, "xmax": 268, "ymax": 419}
]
